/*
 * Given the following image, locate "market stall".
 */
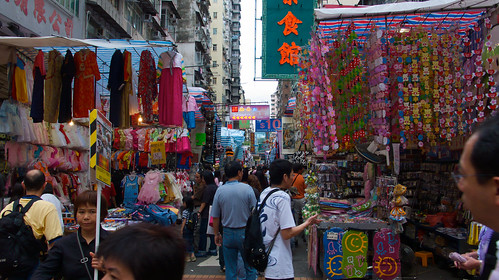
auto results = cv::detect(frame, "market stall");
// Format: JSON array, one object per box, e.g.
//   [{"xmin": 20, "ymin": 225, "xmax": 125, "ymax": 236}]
[{"xmin": 295, "ymin": 1, "xmax": 499, "ymax": 278}]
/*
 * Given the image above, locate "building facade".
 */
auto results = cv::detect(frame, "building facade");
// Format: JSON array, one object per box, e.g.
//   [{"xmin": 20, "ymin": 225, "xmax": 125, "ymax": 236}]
[
  {"xmin": 229, "ymin": 0, "xmax": 241, "ymax": 104},
  {"xmin": 176, "ymin": 0, "xmax": 213, "ymax": 93}
]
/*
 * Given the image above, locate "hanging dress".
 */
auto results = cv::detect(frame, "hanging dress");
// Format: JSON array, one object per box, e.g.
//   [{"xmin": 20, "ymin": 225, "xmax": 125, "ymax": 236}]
[
  {"xmin": 108, "ymin": 50, "xmax": 124, "ymax": 128},
  {"xmin": 59, "ymin": 50, "xmax": 75, "ymax": 123},
  {"xmin": 13, "ymin": 56, "xmax": 28, "ymax": 103},
  {"xmin": 44, "ymin": 50, "xmax": 63, "ymax": 123},
  {"xmin": 121, "ymin": 50, "xmax": 132, "ymax": 128},
  {"xmin": 138, "ymin": 50, "xmax": 157, "ymax": 123},
  {"xmin": 30, "ymin": 50, "xmax": 46, "ymax": 123},
  {"xmin": 73, "ymin": 49, "xmax": 100, "ymax": 119},
  {"xmin": 157, "ymin": 51, "xmax": 183, "ymax": 127}
]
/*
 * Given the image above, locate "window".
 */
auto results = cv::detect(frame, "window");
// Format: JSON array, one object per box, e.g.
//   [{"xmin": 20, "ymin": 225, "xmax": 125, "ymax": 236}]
[
  {"xmin": 213, "ymin": 12, "xmax": 218, "ymax": 19},
  {"xmin": 213, "ymin": 28, "xmax": 218, "ymax": 35},
  {"xmin": 213, "ymin": 77, "xmax": 217, "ymax": 85},
  {"xmin": 213, "ymin": 61, "xmax": 217, "ymax": 67},
  {"xmin": 213, "ymin": 44, "xmax": 217, "ymax": 51}
]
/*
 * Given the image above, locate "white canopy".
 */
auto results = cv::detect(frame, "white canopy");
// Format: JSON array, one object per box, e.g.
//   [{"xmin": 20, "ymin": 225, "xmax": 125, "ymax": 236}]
[
  {"xmin": 0, "ymin": 36, "xmax": 174, "ymax": 48},
  {"xmin": 315, "ymin": 0, "xmax": 499, "ymax": 20}
]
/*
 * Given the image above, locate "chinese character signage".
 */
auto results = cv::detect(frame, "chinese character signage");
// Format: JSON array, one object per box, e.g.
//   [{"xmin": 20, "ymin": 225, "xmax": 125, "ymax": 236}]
[
  {"xmin": 262, "ymin": 0, "xmax": 315, "ymax": 79},
  {"xmin": 150, "ymin": 141, "xmax": 166, "ymax": 165},
  {"xmin": 230, "ymin": 105, "xmax": 270, "ymax": 121},
  {"xmin": 256, "ymin": 119, "xmax": 282, "ymax": 132}
]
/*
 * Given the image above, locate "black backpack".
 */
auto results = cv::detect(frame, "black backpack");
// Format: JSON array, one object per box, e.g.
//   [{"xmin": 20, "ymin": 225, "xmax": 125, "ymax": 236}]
[
  {"xmin": 243, "ymin": 188, "xmax": 281, "ymax": 272},
  {"xmin": 185, "ymin": 210, "xmax": 198, "ymax": 231},
  {"xmin": 0, "ymin": 198, "xmax": 46, "ymax": 278}
]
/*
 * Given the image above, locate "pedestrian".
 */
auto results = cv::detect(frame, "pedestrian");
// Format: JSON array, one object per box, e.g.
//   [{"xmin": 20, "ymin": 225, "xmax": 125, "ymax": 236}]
[
  {"xmin": 259, "ymin": 159, "xmax": 319, "ymax": 280},
  {"xmin": 0, "ymin": 169, "xmax": 63, "ymax": 279},
  {"xmin": 32, "ymin": 190, "xmax": 109, "ymax": 280},
  {"xmin": 8, "ymin": 182, "xmax": 25, "ymax": 203},
  {"xmin": 212, "ymin": 161, "xmax": 257, "ymax": 280},
  {"xmin": 247, "ymin": 174, "xmax": 262, "ymax": 198},
  {"xmin": 456, "ymin": 113, "xmax": 499, "ymax": 279},
  {"xmin": 192, "ymin": 170, "xmax": 205, "ymax": 254},
  {"xmin": 255, "ymin": 170, "xmax": 269, "ymax": 190},
  {"xmin": 96, "ymin": 223, "xmax": 185, "ymax": 280},
  {"xmin": 197, "ymin": 170, "xmax": 218, "ymax": 256},
  {"xmin": 454, "ymin": 225, "xmax": 494, "ymax": 275},
  {"xmin": 40, "ymin": 183, "xmax": 64, "ymax": 233},
  {"xmin": 291, "ymin": 163, "xmax": 307, "ymax": 245},
  {"xmin": 181, "ymin": 195, "xmax": 196, "ymax": 262}
]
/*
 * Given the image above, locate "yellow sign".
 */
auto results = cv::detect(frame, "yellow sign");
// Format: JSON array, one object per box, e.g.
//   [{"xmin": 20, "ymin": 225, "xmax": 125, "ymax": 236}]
[
  {"xmin": 150, "ymin": 141, "xmax": 166, "ymax": 165},
  {"xmin": 96, "ymin": 166, "xmax": 111, "ymax": 185}
]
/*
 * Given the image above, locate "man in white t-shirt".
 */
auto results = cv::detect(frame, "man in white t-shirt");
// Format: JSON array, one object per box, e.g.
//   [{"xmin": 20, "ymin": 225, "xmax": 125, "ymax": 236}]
[
  {"xmin": 258, "ymin": 159, "xmax": 319, "ymax": 280},
  {"xmin": 41, "ymin": 183, "xmax": 64, "ymax": 233}
]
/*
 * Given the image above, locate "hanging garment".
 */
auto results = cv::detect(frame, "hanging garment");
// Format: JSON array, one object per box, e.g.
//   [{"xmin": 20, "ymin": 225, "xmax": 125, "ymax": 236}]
[
  {"xmin": 138, "ymin": 50, "xmax": 157, "ymax": 123},
  {"xmin": 108, "ymin": 50, "xmax": 124, "ymax": 128},
  {"xmin": 129, "ymin": 65, "xmax": 140, "ymax": 115},
  {"xmin": 13, "ymin": 57, "xmax": 28, "ymax": 103},
  {"xmin": 122, "ymin": 174, "xmax": 141, "ymax": 205},
  {"xmin": 138, "ymin": 171, "xmax": 162, "ymax": 204},
  {"xmin": 120, "ymin": 50, "xmax": 132, "ymax": 128},
  {"xmin": 44, "ymin": 50, "xmax": 64, "ymax": 123},
  {"xmin": 30, "ymin": 50, "xmax": 45, "ymax": 123},
  {"xmin": 182, "ymin": 94, "xmax": 197, "ymax": 129},
  {"xmin": 59, "ymin": 50, "xmax": 75, "ymax": 123},
  {"xmin": 25, "ymin": 61, "xmax": 34, "ymax": 104},
  {"xmin": 73, "ymin": 49, "xmax": 100, "ymax": 118},
  {"xmin": 158, "ymin": 51, "xmax": 183, "ymax": 127}
]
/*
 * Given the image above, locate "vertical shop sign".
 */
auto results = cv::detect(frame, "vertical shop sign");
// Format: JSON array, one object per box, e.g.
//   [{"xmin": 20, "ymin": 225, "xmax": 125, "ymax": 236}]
[
  {"xmin": 150, "ymin": 141, "xmax": 166, "ymax": 165},
  {"xmin": 262, "ymin": 0, "xmax": 315, "ymax": 79},
  {"xmin": 250, "ymin": 132, "xmax": 255, "ymax": 153},
  {"xmin": 90, "ymin": 109, "xmax": 112, "ymax": 185}
]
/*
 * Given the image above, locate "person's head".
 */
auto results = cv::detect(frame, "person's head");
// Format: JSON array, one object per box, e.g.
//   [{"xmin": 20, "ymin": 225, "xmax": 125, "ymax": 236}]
[
  {"xmin": 194, "ymin": 172, "xmax": 202, "ymax": 185},
  {"xmin": 9, "ymin": 182, "xmax": 25, "ymax": 203},
  {"xmin": 74, "ymin": 191, "xmax": 108, "ymax": 233},
  {"xmin": 22, "ymin": 169, "xmax": 46, "ymax": 193},
  {"xmin": 269, "ymin": 159, "xmax": 293, "ymax": 188},
  {"xmin": 247, "ymin": 175, "xmax": 262, "ymax": 192},
  {"xmin": 99, "ymin": 223, "xmax": 185, "ymax": 280},
  {"xmin": 200, "ymin": 170, "xmax": 215, "ymax": 185},
  {"xmin": 241, "ymin": 168, "xmax": 249, "ymax": 183},
  {"xmin": 182, "ymin": 195, "xmax": 194, "ymax": 210},
  {"xmin": 254, "ymin": 171, "xmax": 268, "ymax": 190},
  {"xmin": 43, "ymin": 183, "xmax": 54, "ymax": 195},
  {"xmin": 292, "ymin": 163, "xmax": 305, "ymax": 174},
  {"xmin": 224, "ymin": 161, "xmax": 243, "ymax": 180},
  {"xmin": 457, "ymin": 113, "xmax": 499, "ymax": 230}
]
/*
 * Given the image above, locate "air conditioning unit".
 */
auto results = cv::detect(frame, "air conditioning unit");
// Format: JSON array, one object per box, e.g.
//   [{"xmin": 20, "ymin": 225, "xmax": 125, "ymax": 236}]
[{"xmin": 144, "ymin": 14, "xmax": 152, "ymax": 22}]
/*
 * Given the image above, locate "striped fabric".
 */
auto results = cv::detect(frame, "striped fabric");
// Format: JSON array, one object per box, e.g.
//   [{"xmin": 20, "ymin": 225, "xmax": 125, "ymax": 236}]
[{"xmin": 317, "ymin": 10, "xmax": 485, "ymax": 43}]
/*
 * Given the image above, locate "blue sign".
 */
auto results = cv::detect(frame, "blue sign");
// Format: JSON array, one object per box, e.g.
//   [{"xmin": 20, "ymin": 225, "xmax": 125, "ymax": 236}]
[{"xmin": 256, "ymin": 119, "xmax": 282, "ymax": 132}]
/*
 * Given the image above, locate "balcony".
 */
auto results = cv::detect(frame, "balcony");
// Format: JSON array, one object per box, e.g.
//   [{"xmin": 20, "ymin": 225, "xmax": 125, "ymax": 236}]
[
  {"xmin": 87, "ymin": 0, "xmax": 130, "ymax": 38},
  {"xmin": 137, "ymin": 0, "xmax": 159, "ymax": 14}
]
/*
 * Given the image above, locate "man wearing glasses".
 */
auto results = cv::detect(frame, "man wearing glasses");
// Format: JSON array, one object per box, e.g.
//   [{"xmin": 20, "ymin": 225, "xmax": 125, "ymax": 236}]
[{"xmin": 455, "ymin": 113, "xmax": 499, "ymax": 279}]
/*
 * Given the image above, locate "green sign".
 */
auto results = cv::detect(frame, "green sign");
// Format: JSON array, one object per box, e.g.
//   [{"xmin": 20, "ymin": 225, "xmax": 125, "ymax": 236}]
[
  {"xmin": 239, "ymin": 120, "xmax": 251, "ymax": 129},
  {"xmin": 262, "ymin": 0, "xmax": 315, "ymax": 79}
]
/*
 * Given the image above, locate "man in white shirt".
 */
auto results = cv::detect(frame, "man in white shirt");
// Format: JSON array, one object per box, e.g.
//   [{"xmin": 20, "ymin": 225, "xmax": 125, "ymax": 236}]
[
  {"xmin": 41, "ymin": 183, "xmax": 64, "ymax": 233},
  {"xmin": 259, "ymin": 159, "xmax": 319, "ymax": 280}
]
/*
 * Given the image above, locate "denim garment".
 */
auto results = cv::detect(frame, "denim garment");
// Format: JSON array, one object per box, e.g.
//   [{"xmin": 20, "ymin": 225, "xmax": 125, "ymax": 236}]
[{"xmin": 222, "ymin": 227, "xmax": 257, "ymax": 280}]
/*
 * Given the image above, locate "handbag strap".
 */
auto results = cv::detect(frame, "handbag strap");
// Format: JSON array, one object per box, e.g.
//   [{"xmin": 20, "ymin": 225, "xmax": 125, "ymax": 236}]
[
  {"xmin": 258, "ymin": 188, "xmax": 282, "ymax": 256},
  {"xmin": 76, "ymin": 232, "xmax": 93, "ymax": 280}
]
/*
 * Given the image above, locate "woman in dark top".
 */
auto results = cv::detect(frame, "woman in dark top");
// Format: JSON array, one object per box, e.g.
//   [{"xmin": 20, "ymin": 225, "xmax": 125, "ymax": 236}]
[
  {"xmin": 197, "ymin": 170, "xmax": 218, "ymax": 256},
  {"xmin": 33, "ymin": 191, "xmax": 108, "ymax": 280}
]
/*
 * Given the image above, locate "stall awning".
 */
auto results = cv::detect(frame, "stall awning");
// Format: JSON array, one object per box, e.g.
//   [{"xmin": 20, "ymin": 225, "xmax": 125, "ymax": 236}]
[
  {"xmin": 188, "ymin": 87, "xmax": 219, "ymax": 121},
  {"xmin": 318, "ymin": 10, "xmax": 486, "ymax": 42},
  {"xmin": 315, "ymin": 0, "xmax": 499, "ymax": 21}
]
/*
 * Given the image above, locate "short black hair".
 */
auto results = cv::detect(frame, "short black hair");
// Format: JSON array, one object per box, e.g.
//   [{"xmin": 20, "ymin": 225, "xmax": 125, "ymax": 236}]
[
  {"xmin": 471, "ymin": 113, "xmax": 499, "ymax": 184},
  {"xmin": 224, "ymin": 161, "xmax": 242, "ymax": 179},
  {"xmin": 269, "ymin": 159, "xmax": 292, "ymax": 186},
  {"xmin": 292, "ymin": 163, "xmax": 304, "ymax": 173},
  {"xmin": 201, "ymin": 170, "xmax": 215, "ymax": 185},
  {"xmin": 23, "ymin": 169, "xmax": 46, "ymax": 191},
  {"xmin": 97, "ymin": 223, "xmax": 185, "ymax": 280},
  {"xmin": 182, "ymin": 195, "xmax": 194, "ymax": 210},
  {"xmin": 254, "ymin": 171, "xmax": 268, "ymax": 189},
  {"xmin": 43, "ymin": 183, "xmax": 54, "ymax": 195},
  {"xmin": 74, "ymin": 191, "xmax": 108, "ymax": 222}
]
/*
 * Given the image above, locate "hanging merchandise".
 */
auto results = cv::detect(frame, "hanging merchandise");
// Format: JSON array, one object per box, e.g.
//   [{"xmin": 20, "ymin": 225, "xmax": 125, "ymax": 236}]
[
  {"xmin": 341, "ymin": 230, "xmax": 368, "ymax": 279},
  {"xmin": 11, "ymin": 56, "xmax": 28, "ymax": 104},
  {"xmin": 373, "ymin": 229, "xmax": 401, "ymax": 280},
  {"xmin": 108, "ymin": 49, "xmax": 124, "ymax": 128},
  {"xmin": 30, "ymin": 50, "xmax": 45, "ymax": 123},
  {"xmin": 122, "ymin": 173, "xmax": 142, "ymax": 206},
  {"xmin": 182, "ymin": 91, "xmax": 198, "ymax": 129},
  {"xmin": 59, "ymin": 50, "xmax": 75, "ymax": 123},
  {"xmin": 323, "ymin": 227, "xmax": 344, "ymax": 279},
  {"xmin": 122, "ymin": 50, "xmax": 132, "ymax": 128},
  {"xmin": 138, "ymin": 50, "xmax": 158, "ymax": 123},
  {"xmin": 44, "ymin": 50, "xmax": 63, "ymax": 123},
  {"xmin": 157, "ymin": 50, "xmax": 183, "ymax": 127},
  {"xmin": 73, "ymin": 49, "xmax": 100, "ymax": 119}
]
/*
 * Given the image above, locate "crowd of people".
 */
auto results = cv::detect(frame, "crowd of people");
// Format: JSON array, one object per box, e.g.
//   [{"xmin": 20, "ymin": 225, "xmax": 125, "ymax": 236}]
[{"xmin": 5, "ymin": 114, "xmax": 499, "ymax": 279}]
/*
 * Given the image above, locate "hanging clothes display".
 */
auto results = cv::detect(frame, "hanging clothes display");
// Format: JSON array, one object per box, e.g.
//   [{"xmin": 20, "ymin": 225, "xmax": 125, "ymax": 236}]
[
  {"xmin": 129, "ymin": 65, "xmax": 140, "ymax": 116},
  {"xmin": 73, "ymin": 49, "xmax": 100, "ymax": 119},
  {"xmin": 121, "ymin": 50, "xmax": 132, "ymax": 128},
  {"xmin": 108, "ymin": 50, "xmax": 124, "ymax": 127},
  {"xmin": 25, "ymin": 60, "xmax": 34, "ymax": 104},
  {"xmin": 59, "ymin": 50, "xmax": 75, "ymax": 123},
  {"xmin": 44, "ymin": 50, "xmax": 63, "ymax": 123},
  {"xmin": 182, "ymin": 94, "xmax": 198, "ymax": 129},
  {"xmin": 157, "ymin": 50, "xmax": 183, "ymax": 127},
  {"xmin": 12, "ymin": 56, "xmax": 28, "ymax": 104},
  {"xmin": 138, "ymin": 50, "xmax": 157, "ymax": 123},
  {"xmin": 30, "ymin": 50, "xmax": 45, "ymax": 123}
]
